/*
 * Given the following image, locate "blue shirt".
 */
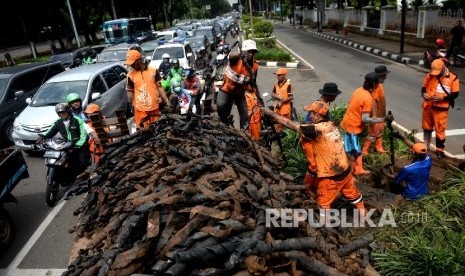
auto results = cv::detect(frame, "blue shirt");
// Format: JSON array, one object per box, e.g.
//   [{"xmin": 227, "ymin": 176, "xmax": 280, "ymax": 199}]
[{"xmin": 395, "ymin": 155, "xmax": 432, "ymax": 200}]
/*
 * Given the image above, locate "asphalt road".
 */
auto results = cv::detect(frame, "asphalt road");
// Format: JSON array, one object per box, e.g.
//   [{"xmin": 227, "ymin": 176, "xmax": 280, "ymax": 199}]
[{"xmin": 1, "ymin": 26, "xmax": 464, "ymax": 276}]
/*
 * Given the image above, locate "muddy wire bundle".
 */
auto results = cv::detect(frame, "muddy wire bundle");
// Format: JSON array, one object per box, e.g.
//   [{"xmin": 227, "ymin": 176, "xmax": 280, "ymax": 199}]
[{"xmin": 64, "ymin": 114, "xmax": 378, "ymax": 276}]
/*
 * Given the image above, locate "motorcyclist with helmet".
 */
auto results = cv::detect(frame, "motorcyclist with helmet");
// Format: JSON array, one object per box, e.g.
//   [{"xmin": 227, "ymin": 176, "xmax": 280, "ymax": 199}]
[
  {"xmin": 182, "ymin": 67, "xmax": 202, "ymax": 116},
  {"xmin": 168, "ymin": 58, "xmax": 184, "ymax": 81},
  {"xmin": 66, "ymin": 93, "xmax": 87, "ymax": 121},
  {"xmin": 171, "ymin": 79, "xmax": 191, "ymax": 114},
  {"xmin": 158, "ymin": 53, "xmax": 172, "ymax": 77},
  {"xmin": 424, "ymin": 38, "xmax": 448, "ymax": 68},
  {"xmin": 194, "ymin": 47, "xmax": 209, "ymax": 71},
  {"xmin": 37, "ymin": 103, "xmax": 90, "ymax": 175}
]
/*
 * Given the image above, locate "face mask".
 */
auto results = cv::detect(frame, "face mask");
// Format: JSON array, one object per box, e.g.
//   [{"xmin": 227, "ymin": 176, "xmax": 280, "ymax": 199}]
[{"xmin": 173, "ymin": 87, "xmax": 181, "ymax": 93}]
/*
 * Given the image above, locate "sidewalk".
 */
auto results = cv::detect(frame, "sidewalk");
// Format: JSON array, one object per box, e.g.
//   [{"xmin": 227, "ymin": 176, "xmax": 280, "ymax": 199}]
[{"xmin": 277, "ymin": 22, "xmax": 465, "ymax": 83}]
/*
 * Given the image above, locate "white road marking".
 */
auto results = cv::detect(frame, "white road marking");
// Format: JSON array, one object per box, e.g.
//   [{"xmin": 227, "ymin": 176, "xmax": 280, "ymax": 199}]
[
  {"xmin": 275, "ymin": 39, "xmax": 314, "ymax": 70},
  {"xmin": 3, "ymin": 269, "xmax": 66, "ymax": 276},
  {"xmin": 5, "ymin": 201, "xmax": 67, "ymax": 276},
  {"xmin": 415, "ymin": 128, "xmax": 465, "ymax": 137}
]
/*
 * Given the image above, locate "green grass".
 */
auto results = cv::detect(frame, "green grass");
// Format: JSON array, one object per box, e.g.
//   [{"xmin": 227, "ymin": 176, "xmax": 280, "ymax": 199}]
[{"xmin": 254, "ymin": 47, "xmax": 292, "ymax": 62}]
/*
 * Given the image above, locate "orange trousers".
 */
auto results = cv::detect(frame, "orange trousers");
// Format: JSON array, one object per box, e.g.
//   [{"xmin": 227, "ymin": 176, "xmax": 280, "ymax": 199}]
[
  {"xmin": 317, "ymin": 172, "xmax": 364, "ymax": 211},
  {"xmin": 135, "ymin": 109, "xmax": 160, "ymax": 129},
  {"xmin": 367, "ymin": 122, "xmax": 385, "ymax": 141},
  {"xmin": 422, "ymin": 105, "xmax": 448, "ymax": 142},
  {"xmin": 249, "ymin": 122, "xmax": 260, "ymax": 140}
]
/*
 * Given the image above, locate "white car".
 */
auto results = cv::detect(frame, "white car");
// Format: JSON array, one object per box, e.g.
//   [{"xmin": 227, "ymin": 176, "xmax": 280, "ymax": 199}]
[
  {"xmin": 149, "ymin": 43, "xmax": 195, "ymax": 70},
  {"xmin": 12, "ymin": 63, "xmax": 132, "ymax": 150}
]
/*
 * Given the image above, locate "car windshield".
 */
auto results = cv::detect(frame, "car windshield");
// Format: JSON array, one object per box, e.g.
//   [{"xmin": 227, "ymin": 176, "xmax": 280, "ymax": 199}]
[
  {"xmin": 140, "ymin": 41, "xmax": 159, "ymax": 52},
  {"xmin": 196, "ymin": 29, "xmax": 212, "ymax": 38},
  {"xmin": 180, "ymin": 26, "xmax": 193, "ymax": 32},
  {"xmin": 0, "ymin": 78, "xmax": 7, "ymax": 100},
  {"xmin": 98, "ymin": 50, "xmax": 128, "ymax": 62},
  {"xmin": 49, "ymin": 53, "xmax": 74, "ymax": 66},
  {"xmin": 176, "ymin": 30, "xmax": 188, "ymax": 38},
  {"xmin": 157, "ymin": 33, "xmax": 173, "ymax": 40},
  {"xmin": 31, "ymin": 80, "xmax": 87, "ymax": 107},
  {"xmin": 152, "ymin": 47, "xmax": 184, "ymax": 60},
  {"xmin": 187, "ymin": 37, "xmax": 204, "ymax": 47}
]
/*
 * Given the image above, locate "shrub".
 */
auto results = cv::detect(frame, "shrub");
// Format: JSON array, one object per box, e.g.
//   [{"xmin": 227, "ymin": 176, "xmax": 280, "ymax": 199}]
[
  {"xmin": 255, "ymin": 21, "xmax": 274, "ymax": 37},
  {"xmin": 254, "ymin": 48, "xmax": 292, "ymax": 62},
  {"xmin": 255, "ymin": 37, "xmax": 276, "ymax": 49}
]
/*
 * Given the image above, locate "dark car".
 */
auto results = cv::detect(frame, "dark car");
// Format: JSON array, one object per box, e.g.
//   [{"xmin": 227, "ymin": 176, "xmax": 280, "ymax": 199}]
[
  {"xmin": 186, "ymin": 35, "xmax": 212, "ymax": 59},
  {"xmin": 49, "ymin": 46, "xmax": 96, "ymax": 69},
  {"xmin": 0, "ymin": 61, "xmax": 65, "ymax": 146},
  {"xmin": 194, "ymin": 26, "xmax": 218, "ymax": 51}
]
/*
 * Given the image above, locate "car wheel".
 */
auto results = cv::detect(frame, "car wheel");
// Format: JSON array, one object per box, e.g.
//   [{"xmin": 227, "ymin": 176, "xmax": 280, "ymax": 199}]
[{"xmin": 2, "ymin": 121, "xmax": 14, "ymax": 146}]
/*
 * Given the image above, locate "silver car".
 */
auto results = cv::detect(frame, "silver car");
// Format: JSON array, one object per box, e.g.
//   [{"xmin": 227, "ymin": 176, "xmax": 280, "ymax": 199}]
[{"xmin": 12, "ymin": 62, "xmax": 130, "ymax": 150}]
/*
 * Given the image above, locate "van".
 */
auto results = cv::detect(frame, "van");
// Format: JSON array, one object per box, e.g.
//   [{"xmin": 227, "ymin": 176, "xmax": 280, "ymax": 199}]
[{"xmin": 0, "ymin": 62, "xmax": 65, "ymax": 146}]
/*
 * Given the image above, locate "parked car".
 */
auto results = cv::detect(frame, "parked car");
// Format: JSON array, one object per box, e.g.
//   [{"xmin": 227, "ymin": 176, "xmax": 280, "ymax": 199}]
[
  {"xmin": 149, "ymin": 43, "xmax": 195, "ymax": 70},
  {"xmin": 194, "ymin": 26, "xmax": 218, "ymax": 51},
  {"xmin": 13, "ymin": 63, "xmax": 130, "ymax": 150},
  {"xmin": 180, "ymin": 25, "xmax": 196, "ymax": 37},
  {"xmin": 186, "ymin": 35, "xmax": 212, "ymax": 59},
  {"xmin": 49, "ymin": 46, "xmax": 96, "ymax": 69},
  {"xmin": 97, "ymin": 43, "xmax": 149, "ymax": 64},
  {"xmin": 0, "ymin": 62, "xmax": 65, "ymax": 146},
  {"xmin": 172, "ymin": 30, "xmax": 190, "ymax": 44}
]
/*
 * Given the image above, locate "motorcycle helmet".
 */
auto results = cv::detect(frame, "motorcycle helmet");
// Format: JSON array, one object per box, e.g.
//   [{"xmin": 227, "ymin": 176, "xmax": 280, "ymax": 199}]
[
  {"xmin": 162, "ymin": 53, "xmax": 170, "ymax": 61},
  {"xmin": 183, "ymin": 67, "xmax": 196, "ymax": 77},
  {"xmin": 66, "ymin": 93, "xmax": 81, "ymax": 104},
  {"xmin": 55, "ymin": 103, "xmax": 69, "ymax": 114},
  {"xmin": 85, "ymin": 103, "xmax": 101, "ymax": 114},
  {"xmin": 216, "ymin": 54, "xmax": 225, "ymax": 63},
  {"xmin": 435, "ymin": 38, "xmax": 445, "ymax": 47},
  {"xmin": 171, "ymin": 80, "xmax": 182, "ymax": 93},
  {"xmin": 171, "ymin": 58, "xmax": 179, "ymax": 65}
]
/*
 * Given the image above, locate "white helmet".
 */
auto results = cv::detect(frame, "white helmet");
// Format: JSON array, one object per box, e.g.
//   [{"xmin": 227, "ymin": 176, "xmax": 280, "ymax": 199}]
[
  {"xmin": 241, "ymin": 39, "xmax": 258, "ymax": 52},
  {"xmin": 216, "ymin": 54, "xmax": 225, "ymax": 61},
  {"xmin": 162, "ymin": 53, "xmax": 170, "ymax": 59}
]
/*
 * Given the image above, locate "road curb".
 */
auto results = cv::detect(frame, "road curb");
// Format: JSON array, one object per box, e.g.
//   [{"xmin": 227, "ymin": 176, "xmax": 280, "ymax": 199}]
[
  {"xmin": 256, "ymin": 60, "xmax": 300, "ymax": 68},
  {"xmin": 305, "ymin": 30, "xmax": 423, "ymax": 66}
]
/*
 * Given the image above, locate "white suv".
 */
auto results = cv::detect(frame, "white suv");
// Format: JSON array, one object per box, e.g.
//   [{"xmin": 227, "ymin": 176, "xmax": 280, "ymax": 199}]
[{"xmin": 149, "ymin": 43, "xmax": 195, "ymax": 70}]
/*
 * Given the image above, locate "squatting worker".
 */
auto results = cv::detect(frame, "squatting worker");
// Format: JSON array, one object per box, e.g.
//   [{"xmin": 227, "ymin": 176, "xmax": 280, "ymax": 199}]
[
  {"xmin": 271, "ymin": 67, "xmax": 293, "ymax": 132},
  {"xmin": 362, "ymin": 65, "xmax": 390, "ymax": 155},
  {"xmin": 301, "ymin": 83, "xmax": 342, "ymax": 197},
  {"xmin": 341, "ymin": 73, "xmax": 387, "ymax": 175},
  {"xmin": 218, "ymin": 39, "xmax": 260, "ymax": 129},
  {"xmin": 394, "ymin": 143, "xmax": 432, "ymax": 200},
  {"xmin": 301, "ymin": 101, "xmax": 366, "ymax": 218},
  {"xmin": 421, "ymin": 59, "xmax": 459, "ymax": 159},
  {"xmin": 125, "ymin": 49, "xmax": 171, "ymax": 129}
]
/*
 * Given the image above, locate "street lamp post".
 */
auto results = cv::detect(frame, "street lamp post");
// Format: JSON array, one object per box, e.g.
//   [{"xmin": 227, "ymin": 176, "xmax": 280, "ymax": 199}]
[
  {"xmin": 189, "ymin": 0, "xmax": 194, "ymax": 20},
  {"xmin": 66, "ymin": 0, "xmax": 81, "ymax": 47}
]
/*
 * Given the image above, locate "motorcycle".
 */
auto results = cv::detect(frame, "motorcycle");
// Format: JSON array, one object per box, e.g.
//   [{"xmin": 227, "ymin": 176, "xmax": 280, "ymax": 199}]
[
  {"xmin": 452, "ymin": 44, "xmax": 465, "ymax": 67},
  {"xmin": 424, "ymin": 48, "xmax": 448, "ymax": 69},
  {"xmin": 34, "ymin": 138, "xmax": 75, "ymax": 207}
]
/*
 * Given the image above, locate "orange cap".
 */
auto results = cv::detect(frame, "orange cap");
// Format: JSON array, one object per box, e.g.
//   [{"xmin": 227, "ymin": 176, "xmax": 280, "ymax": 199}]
[
  {"xmin": 430, "ymin": 59, "xmax": 445, "ymax": 75},
  {"xmin": 85, "ymin": 103, "xmax": 101, "ymax": 114},
  {"xmin": 412, "ymin": 143, "xmax": 427, "ymax": 154},
  {"xmin": 274, "ymin": 68, "xmax": 288, "ymax": 75},
  {"xmin": 304, "ymin": 101, "xmax": 328, "ymax": 116},
  {"xmin": 124, "ymin": 50, "xmax": 142, "ymax": 65}
]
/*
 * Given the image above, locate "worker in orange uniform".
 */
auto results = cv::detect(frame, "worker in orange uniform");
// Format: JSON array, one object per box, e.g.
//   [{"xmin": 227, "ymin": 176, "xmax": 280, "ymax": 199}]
[
  {"xmin": 125, "ymin": 49, "xmax": 171, "ymax": 129},
  {"xmin": 362, "ymin": 65, "xmax": 390, "ymax": 155},
  {"xmin": 341, "ymin": 73, "xmax": 387, "ymax": 175},
  {"xmin": 271, "ymin": 68, "xmax": 293, "ymax": 132},
  {"xmin": 302, "ymin": 83, "xmax": 342, "ymax": 197},
  {"xmin": 302, "ymin": 101, "xmax": 366, "ymax": 219},
  {"xmin": 84, "ymin": 103, "xmax": 109, "ymax": 164},
  {"xmin": 217, "ymin": 39, "xmax": 262, "ymax": 129},
  {"xmin": 421, "ymin": 59, "xmax": 459, "ymax": 159},
  {"xmin": 245, "ymin": 89, "xmax": 261, "ymax": 140}
]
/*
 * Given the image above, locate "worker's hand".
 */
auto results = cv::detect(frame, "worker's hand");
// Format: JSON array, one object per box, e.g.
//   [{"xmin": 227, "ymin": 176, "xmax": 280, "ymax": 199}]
[
  {"xmin": 275, "ymin": 103, "xmax": 282, "ymax": 109},
  {"xmin": 93, "ymin": 136, "xmax": 101, "ymax": 145},
  {"xmin": 421, "ymin": 93, "xmax": 430, "ymax": 101},
  {"xmin": 431, "ymin": 95, "xmax": 444, "ymax": 102}
]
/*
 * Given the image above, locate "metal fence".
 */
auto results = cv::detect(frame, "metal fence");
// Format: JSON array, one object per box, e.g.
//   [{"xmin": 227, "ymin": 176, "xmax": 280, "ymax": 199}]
[
  {"xmin": 346, "ymin": 9, "xmax": 363, "ymax": 26},
  {"xmin": 326, "ymin": 9, "xmax": 345, "ymax": 25},
  {"xmin": 427, "ymin": 9, "xmax": 464, "ymax": 36},
  {"xmin": 384, "ymin": 11, "xmax": 418, "ymax": 34}
]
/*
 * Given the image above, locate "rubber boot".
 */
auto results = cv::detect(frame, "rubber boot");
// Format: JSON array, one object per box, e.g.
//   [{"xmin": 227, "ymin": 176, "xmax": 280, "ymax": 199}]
[
  {"xmin": 353, "ymin": 155, "xmax": 370, "ymax": 175},
  {"xmin": 374, "ymin": 138, "xmax": 387, "ymax": 153},
  {"xmin": 361, "ymin": 140, "xmax": 371, "ymax": 156}
]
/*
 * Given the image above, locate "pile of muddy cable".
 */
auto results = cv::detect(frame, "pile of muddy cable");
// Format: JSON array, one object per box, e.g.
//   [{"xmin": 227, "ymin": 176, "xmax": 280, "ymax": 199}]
[{"xmin": 64, "ymin": 114, "xmax": 378, "ymax": 276}]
